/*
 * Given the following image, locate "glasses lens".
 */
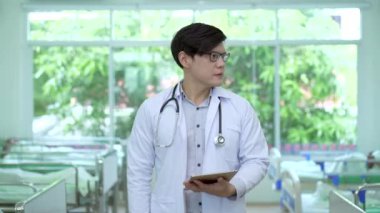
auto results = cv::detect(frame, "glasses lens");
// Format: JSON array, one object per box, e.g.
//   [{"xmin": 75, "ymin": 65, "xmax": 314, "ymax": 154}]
[
  {"xmin": 210, "ymin": 52, "xmax": 219, "ymax": 62},
  {"xmin": 222, "ymin": 53, "xmax": 230, "ymax": 62},
  {"xmin": 208, "ymin": 52, "xmax": 230, "ymax": 62}
]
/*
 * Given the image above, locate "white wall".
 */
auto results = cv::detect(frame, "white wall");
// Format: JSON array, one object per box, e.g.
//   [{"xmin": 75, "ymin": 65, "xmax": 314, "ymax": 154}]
[
  {"xmin": 357, "ymin": 0, "xmax": 380, "ymax": 153},
  {"xmin": 0, "ymin": 0, "xmax": 32, "ymax": 138}
]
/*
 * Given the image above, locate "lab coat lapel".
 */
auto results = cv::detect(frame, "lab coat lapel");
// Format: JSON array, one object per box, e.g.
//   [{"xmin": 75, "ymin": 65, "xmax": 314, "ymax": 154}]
[
  {"xmin": 174, "ymin": 86, "xmax": 188, "ymax": 153},
  {"xmin": 205, "ymin": 94, "xmax": 221, "ymax": 146},
  {"xmin": 178, "ymin": 98, "xmax": 187, "ymax": 147}
]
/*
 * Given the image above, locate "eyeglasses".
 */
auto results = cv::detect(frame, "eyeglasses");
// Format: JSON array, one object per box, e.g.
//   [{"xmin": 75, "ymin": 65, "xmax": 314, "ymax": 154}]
[{"xmin": 206, "ymin": 51, "xmax": 230, "ymax": 63}]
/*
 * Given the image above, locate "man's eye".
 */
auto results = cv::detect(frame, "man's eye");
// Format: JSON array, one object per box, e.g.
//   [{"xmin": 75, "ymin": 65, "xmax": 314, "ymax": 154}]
[{"xmin": 211, "ymin": 53, "xmax": 219, "ymax": 60}]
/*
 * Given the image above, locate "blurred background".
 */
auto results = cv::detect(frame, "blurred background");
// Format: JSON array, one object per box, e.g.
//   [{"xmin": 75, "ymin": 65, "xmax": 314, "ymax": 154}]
[{"xmin": 0, "ymin": 0, "xmax": 379, "ymax": 212}]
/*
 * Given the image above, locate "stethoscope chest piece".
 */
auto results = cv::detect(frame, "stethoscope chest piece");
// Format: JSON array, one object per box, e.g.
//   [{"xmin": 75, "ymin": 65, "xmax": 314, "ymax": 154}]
[{"xmin": 215, "ymin": 134, "xmax": 225, "ymax": 146}]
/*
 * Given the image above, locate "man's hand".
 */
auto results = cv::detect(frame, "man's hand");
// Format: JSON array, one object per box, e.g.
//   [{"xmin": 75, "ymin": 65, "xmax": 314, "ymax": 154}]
[{"xmin": 183, "ymin": 177, "xmax": 236, "ymax": 197}]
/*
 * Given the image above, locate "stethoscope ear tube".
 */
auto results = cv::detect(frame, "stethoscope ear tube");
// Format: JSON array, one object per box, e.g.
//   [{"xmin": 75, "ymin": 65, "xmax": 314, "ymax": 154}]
[
  {"xmin": 156, "ymin": 83, "xmax": 225, "ymax": 147},
  {"xmin": 160, "ymin": 97, "xmax": 179, "ymax": 113},
  {"xmin": 155, "ymin": 110, "xmax": 179, "ymax": 148},
  {"xmin": 160, "ymin": 84, "xmax": 179, "ymax": 113},
  {"xmin": 155, "ymin": 84, "xmax": 180, "ymax": 147}
]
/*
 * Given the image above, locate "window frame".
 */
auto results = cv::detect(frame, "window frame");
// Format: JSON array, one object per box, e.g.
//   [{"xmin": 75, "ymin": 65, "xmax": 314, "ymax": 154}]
[{"xmin": 24, "ymin": 2, "xmax": 366, "ymax": 150}]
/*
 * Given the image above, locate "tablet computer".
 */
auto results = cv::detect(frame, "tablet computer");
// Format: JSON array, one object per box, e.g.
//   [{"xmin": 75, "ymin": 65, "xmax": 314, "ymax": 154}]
[{"xmin": 189, "ymin": 170, "xmax": 237, "ymax": 184}]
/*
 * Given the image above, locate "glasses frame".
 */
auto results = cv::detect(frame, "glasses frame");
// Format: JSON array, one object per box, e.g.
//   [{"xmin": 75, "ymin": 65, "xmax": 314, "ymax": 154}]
[{"xmin": 205, "ymin": 51, "xmax": 230, "ymax": 62}]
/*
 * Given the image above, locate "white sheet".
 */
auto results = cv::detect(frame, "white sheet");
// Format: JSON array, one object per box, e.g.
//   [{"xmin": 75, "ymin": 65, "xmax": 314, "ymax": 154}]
[
  {"xmin": 281, "ymin": 161, "xmax": 325, "ymax": 180},
  {"xmin": 325, "ymin": 152, "xmax": 367, "ymax": 174},
  {"xmin": 0, "ymin": 167, "xmax": 96, "ymax": 199},
  {"xmin": 0, "ymin": 185, "xmax": 36, "ymax": 203},
  {"xmin": 2, "ymin": 154, "xmax": 97, "ymax": 167}
]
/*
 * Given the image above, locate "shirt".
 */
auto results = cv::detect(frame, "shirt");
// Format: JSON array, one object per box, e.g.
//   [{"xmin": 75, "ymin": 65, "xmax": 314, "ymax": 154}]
[{"xmin": 180, "ymin": 84, "xmax": 211, "ymax": 213}]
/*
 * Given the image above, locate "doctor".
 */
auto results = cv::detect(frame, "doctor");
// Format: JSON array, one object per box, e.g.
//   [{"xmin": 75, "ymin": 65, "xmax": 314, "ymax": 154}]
[{"xmin": 127, "ymin": 23, "xmax": 269, "ymax": 213}]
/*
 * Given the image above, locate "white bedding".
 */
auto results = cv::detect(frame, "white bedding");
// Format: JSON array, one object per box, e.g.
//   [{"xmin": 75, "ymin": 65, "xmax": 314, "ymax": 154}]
[
  {"xmin": 281, "ymin": 161, "xmax": 325, "ymax": 180},
  {"xmin": 278, "ymin": 152, "xmax": 374, "ymax": 181},
  {"xmin": 0, "ymin": 167, "xmax": 96, "ymax": 203},
  {"xmin": 325, "ymin": 152, "xmax": 368, "ymax": 174},
  {"xmin": 2, "ymin": 154, "xmax": 97, "ymax": 167},
  {"xmin": 0, "ymin": 185, "xmax": 36, "ymax": 203},
  {"xmin": 9, "ymin": 145, "xmax": 74, "ymax": 152}
]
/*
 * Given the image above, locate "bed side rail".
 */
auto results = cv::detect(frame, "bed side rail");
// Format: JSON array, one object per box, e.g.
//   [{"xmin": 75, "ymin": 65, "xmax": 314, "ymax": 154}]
[
  {"xmin": 330, "ymin": 190, "xmax": 365, "ymax": 213},
  {"xmin": 98, "ymin": 149, "xmax": 118, "ymax": 195},
  {"xmin": 354, "ymin": 183, "xmax": 380, "ymax": 211},
  {"xmin": 15, "ymin": 179, "xmax": 66, "ymax": 213},
  {"xmin": 280, "ymin": 169, "xmax": 302, "ymax": 213}
]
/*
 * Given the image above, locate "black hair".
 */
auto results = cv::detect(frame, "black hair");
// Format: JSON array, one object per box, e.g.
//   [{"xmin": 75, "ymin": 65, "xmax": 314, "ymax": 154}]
[{"xmin": 170, "ymin": 23, "xmax": 227, "ymax": 68}]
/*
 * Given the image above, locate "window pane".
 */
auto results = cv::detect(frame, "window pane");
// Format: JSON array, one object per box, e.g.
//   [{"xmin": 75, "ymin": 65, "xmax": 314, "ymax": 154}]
[
  {"xmin": 195, "ymin": 9, "xmax": 275, "ymax": 40},
  {"xmin": 112, "ymin": 11, "xmax": 140, "ymax": 39},
  {"xmin": 33, "ymin": 47, "xmax": 109, "ymax": 136},
  {"xmin": 280, "ymin": 45, "xmax": 357, "ymax": 145},
  {"xmin": 113, "ymin": 10, "xmax": 193, "ymax": 40},
  {"xmin": 225, "ymin": 46, "xmax": 275, "ymax": 145},
  {"xmin": 113, "ymin": 47, "xmax": 183, "ymax": 138},
  {"xmin": 29, "ymin": 11, "xmax": 110, "ymax": 41},
  {"xmin": 279, "ymin": 8, "xmax": 360, "ymax": 40}
]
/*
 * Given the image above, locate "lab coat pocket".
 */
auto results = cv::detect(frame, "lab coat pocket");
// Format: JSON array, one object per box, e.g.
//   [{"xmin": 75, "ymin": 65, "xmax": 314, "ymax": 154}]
[
  {"xmin": 153, "ymin": 124, "xmax": 173, "ymax": 163},
  {"xmin": 223, "ymin": 125, "xmax": 241, "ymax": 167},
  {"xmin": 151, "ymin": 195, "xmax": 176, "ymax": 213}
]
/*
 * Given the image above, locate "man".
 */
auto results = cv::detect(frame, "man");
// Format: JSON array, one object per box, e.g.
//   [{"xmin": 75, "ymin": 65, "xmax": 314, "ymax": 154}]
[{"xmin": 127, "ymin": 23, "xmax": 269, "ymax": 213}]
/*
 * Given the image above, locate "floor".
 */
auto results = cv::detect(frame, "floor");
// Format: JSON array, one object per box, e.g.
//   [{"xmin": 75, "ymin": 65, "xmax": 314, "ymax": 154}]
[
  {"xmin": 116, "ymin": 204, "xmax": 282, "ymax": 213},
  {"xmin": 115, "ymin": 189, "xmax": 282, "ymax": 213},
  {"xmin": 246, "ymin": 204, "xmax": 282, "ymax": 213}
]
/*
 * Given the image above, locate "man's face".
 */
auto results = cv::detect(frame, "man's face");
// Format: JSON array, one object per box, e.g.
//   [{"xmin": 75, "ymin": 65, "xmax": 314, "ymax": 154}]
[{"xmin": 187, "ymin": 43, "xmax": 227, "ymax": 88}]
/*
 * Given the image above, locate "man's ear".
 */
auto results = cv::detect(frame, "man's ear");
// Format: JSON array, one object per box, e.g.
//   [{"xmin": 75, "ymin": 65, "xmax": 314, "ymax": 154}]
[{"xmin": 178, "ymin": 51, "xmax": 191, "ymax": 68}]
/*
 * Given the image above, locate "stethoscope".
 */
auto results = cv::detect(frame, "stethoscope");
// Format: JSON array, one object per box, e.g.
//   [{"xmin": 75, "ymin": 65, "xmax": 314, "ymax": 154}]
[{"xmin": 155, "ymin": 83, "xmax": 225, "ymax": 147}]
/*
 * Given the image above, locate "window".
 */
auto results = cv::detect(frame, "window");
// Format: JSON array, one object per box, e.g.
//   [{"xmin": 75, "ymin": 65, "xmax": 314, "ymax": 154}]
[
  {"xmin": 28, "ymin": 6, "xmax": 360, "ymax": 151},
  {"xmin": 113, "ymin": 47, "xmax": 182, "ymax": 138},
  {"xmin": 279, "ymin": 45, "xmax": 357, "ymax": 145}
]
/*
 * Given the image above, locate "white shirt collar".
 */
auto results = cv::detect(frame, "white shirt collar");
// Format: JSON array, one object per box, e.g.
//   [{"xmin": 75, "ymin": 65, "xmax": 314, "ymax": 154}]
[{"xmin": 174, "ymin": 80, "xmax": 232, "ymax": 100}]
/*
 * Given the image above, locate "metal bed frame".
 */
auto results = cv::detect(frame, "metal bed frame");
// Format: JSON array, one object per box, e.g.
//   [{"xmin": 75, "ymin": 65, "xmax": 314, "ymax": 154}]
[
  {"xmin": 329, "ymin": 190, "xmax": 364, "ymax": 213},
  {"xmin": 1, "ymin": 143, "xmax": 119, "ymax": 213},
  {"xmin": 281, "ymin": 168, "xmax": 380, "ymax": 213},
  {"xmin": 269, "ymin": 147, "xmax": 328, "ymax": 192},
  {"xmin": 14, "ymin": 136, "xmax": 128, "ymax": 212},
  {"xmin": 0, "ymin": 179, "xmax": 66, "ymax": 213},
  {"xmin": 0, "ymin": 162, "xmax": 81, "ymax": 210},
  {"xmin": 269, "ymin": 147, "xmax": 379, "ymax": 192},
  {"xmin": 354, "ymin": 183, "xmax": 380, "ymax": 212}
]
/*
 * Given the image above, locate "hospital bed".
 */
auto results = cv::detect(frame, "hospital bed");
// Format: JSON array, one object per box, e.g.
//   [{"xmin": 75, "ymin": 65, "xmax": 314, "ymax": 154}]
[
  {"xmin": 0, "ymin": 142, "xmax": 119, "ymax": 213},
  {"xmin": 268, "ymin": 147, "xmax": 332, "ymax": 192},
  {"xmin": 0, "ymin": 179, "xmax": 67, "ymax": 213},
  {"xmin": 0, "ymin": 163, "xmax": 90, "ymax": 212},
  {"xmin": 280, "ymin": 169, "xmax": 354, "ymax": 213},
  {"xmin": 6, "ymin": 136, "xmax": 127, "ymax": 207},
  {"xmin": 280, "ymin": 166, "xmax": 380, "ymax": 213},
  {"xmin": 268, "ymin": 147, "xmax": 373, "ymax": 192}
]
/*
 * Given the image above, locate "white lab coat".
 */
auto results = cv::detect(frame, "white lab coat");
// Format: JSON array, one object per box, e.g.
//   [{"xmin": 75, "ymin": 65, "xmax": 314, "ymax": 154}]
[{"xmin": 127, "ymin": 86, "xmax": 269, "ymax": 213}]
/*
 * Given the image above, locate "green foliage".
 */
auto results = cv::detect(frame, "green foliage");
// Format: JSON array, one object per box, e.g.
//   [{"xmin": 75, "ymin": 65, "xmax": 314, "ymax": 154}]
[
  {"xmin": 115, "ymin": 110, "xmax": 137, "ymax": 139},
  {"xmin": 34, "ymin": 47, "xmax": 109, "ymax": 136},
  {"xmin": 279, "ymin": 46, "xmax": 355, "ymax": 144},
  {"xmin": 32, "ymin": 9, "xmax": 357, "ymax": 144},
  {"xmin": 224, "ymin": 46, "xmax": 275, "ymax": 144}
]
